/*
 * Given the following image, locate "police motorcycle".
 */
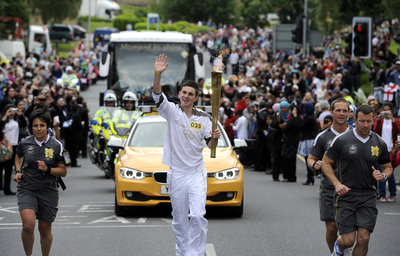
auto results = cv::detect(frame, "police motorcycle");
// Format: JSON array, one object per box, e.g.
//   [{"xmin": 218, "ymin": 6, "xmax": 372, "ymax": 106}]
[
  {"xmin": 103, "ymin": 91, "xmax": 143, "ymax": 179},
  {"xmin": 56, "ymin": 66, "xmax": 80, "ymax": 92},
  {"xmin": 89, "ymin": 91, "xmax": 117, "ymax": 177}
]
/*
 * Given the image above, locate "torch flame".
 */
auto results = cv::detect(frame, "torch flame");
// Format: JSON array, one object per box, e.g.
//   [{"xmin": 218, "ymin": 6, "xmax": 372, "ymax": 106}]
[{"xmin": 213, "ymin": 54, "xmax": 224, "ymax": 73}]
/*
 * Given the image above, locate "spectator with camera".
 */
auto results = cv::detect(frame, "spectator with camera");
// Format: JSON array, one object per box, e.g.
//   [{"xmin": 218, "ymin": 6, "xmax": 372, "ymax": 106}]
[
  {"xmin": 0, "ymin": 104, "xmax": 19, "ymax": 195},
  {"xmin": 373, "ymin": 102, "xmax": 399, "ymax": 202}
]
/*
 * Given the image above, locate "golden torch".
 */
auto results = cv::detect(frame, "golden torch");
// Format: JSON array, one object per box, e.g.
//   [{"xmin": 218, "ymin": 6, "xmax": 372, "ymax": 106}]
[{"xmin": 210, "ymin": 54, "xmax": 224, "ymax": 158}]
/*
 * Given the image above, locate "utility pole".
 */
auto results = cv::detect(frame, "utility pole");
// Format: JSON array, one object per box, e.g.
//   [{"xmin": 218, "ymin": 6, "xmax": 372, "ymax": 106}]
[{"xmin": 302, "ymin": 0, "xmax": 307, "ymax": 58}]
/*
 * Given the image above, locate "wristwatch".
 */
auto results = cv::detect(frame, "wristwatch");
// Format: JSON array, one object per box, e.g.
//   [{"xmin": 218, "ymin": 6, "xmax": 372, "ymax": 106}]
[
  {"xmin": 382, "ymin": 173, "xmax": 388, "ymax": 181},
  {"xmin": 312, "ymin": 161, "xmax": 317, "ymax": 170},
  {"xmin": 15, "ymin": 169, "xmax": 22, "ymax": 174}
]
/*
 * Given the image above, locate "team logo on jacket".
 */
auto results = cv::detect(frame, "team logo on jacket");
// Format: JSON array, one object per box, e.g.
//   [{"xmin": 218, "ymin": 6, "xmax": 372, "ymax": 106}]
[
  {"xmin": 45, "ymin": 148, "xmax": 54, "ymax": 159},
  {"xmin": 349, "ymin": 145, "xmax": 357, "ymax": 154},
  {"xmin": 371, "ymin": 146, "xmax": 379, "ymax": 156}
]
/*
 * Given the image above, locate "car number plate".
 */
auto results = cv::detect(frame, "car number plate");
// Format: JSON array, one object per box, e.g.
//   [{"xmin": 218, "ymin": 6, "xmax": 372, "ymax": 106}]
[{"xmin": 161, "ymin": 185, "xmax": 170, "ymax": 195}]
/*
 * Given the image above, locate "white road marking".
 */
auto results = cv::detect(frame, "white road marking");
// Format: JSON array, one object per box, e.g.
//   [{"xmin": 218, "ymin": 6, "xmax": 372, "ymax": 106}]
[
  {"xmin": 384, "ymin": 212, "xmax": 400, "ymax": 216},
  {"xmin": 161, "ymin": 218, "xmax": 172, "ymax": 224},
  {"xmin": 0, "ymin": 206, "xmax": 18, "ymax": 214},
  {"xmin": 206, "ymin": 243, "xmax": 217, "ymax": 256},
  {"xmin": 0, "ymin": 224, "xmax": 171, "ymax": 230},
  {"xmin": 88, "ymin": 215, "xmax": 130, "ymax": 224},
  {"xmin": 137, "ymin": 218, "xmax": 147, "ymax": 223},
  {"xmin": 53, "ymin": 222, "xmax": 81, "ymax": 225},
  {"xmin": 0, "ymin": 223, "xmax": 21, "ymax": 226},
  {"xmin": 59, "ymin": 216, "xmax": 88, "ymax": 218},
  {"xmin": 78, "ymin": 204, "xmax": 114, "ymax": 213}
]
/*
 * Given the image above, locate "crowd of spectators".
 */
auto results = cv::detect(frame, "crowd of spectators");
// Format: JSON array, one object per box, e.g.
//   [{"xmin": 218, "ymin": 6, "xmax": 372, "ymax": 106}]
[
  {"xmin": 194, "ymin": 20, "xmax": 400, "ymax": 190},
  {"xmin": 0, "ymin": 44, "xmax": 101, "ymax": 195}
]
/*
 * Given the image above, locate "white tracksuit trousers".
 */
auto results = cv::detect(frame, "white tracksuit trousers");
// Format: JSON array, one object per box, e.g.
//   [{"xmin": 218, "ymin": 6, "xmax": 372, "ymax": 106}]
[{"xmin": 167, "ymin": 168, "xmax": 208, "ymax": 256}]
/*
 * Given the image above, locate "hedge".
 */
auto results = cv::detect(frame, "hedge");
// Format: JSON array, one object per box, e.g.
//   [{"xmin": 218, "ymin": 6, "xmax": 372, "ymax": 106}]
[{"xmin": 113, "ymin": 15, "xmax": 145, "ymax": 31}]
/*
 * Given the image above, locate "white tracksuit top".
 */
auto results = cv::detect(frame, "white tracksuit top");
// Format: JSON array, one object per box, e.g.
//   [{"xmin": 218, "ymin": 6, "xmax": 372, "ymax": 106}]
[{"xmin": 152, "ymin": 92, "xmax": 212, "ymax": 173}]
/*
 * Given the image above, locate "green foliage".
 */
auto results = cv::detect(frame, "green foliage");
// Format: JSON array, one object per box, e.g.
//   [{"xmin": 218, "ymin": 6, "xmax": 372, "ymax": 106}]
[
  {"xmin": 0, "ymin": 0, "xmax": 30, "ymax": 28},
  {"xmin": 360, "ymin": 72, "xmax": 372, "ymax": 96},
  {"xmin": 113, "ymin": 15, "xmax": 145, "ymax": 31},
  {"xmin": 28, "ymin": 0, "xmax": 81, "ymax": 24},
  {"xmin": 157, "ymin": 0, "xmax": 237, "ymax": 25},
  {"xmin": 134, "ymin": 7, "xmax": 150, "ymax": 18},
  {"xmin": 79, "ymin": 16, "xmax": 112, "ymax": 23},
  {"xmin": 52, "ymin": 41, "xmax": 74, "ymax": 51},
  {"xmin": 134, "ymin": 21, "xmax": 214, "ymax": 34},
  {"xmin": 240, "ymin": 0, "xmax": 271, "ymax": 27}
]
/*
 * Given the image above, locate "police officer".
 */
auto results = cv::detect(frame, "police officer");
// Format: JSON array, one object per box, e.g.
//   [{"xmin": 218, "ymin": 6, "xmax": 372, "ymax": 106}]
[
  {"xmin": 92, "ymin": 90, "xmax": 117, "ymax": 133},
  {"xmin": 109, "ymin": 91, "xmax": 143, "ymax": 138},
  {"xmin": 13, "ymin": 109, "xmax": 67, "ymax": 256},
  {"xmin": 90, "ymin": 91, "xmax": 117, "ymax": 165},
  {"xmin": 60, "ymin": 66, "xmax": 80, "ymax": 92}
]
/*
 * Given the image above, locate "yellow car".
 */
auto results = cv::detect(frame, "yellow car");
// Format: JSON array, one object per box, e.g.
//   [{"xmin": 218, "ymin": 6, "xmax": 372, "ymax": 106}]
[{"xmin": 111, "ymin": 115, "xmax": 244, "ymax": 217}]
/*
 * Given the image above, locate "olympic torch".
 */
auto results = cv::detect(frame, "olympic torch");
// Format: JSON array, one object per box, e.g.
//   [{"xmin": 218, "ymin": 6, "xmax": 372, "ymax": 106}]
[{"xmin": 210, "ymin": 53, "xmax": 224, "ymax": 158}]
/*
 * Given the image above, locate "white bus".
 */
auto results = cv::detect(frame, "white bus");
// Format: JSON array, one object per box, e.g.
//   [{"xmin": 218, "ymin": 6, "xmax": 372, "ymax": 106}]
[{"xmin": 99, "ymin": 31, "xmax": 205, "ymax": 104}]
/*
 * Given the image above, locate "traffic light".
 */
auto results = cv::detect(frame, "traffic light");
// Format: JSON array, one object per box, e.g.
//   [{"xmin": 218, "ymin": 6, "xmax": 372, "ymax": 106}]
[
  {"xmin": 352, "ymin": 17, "xmax": 371, "ymax": 58},
  {"xmin": 292, "ymin": 15, "xmax": 303, "ymax": 44}
]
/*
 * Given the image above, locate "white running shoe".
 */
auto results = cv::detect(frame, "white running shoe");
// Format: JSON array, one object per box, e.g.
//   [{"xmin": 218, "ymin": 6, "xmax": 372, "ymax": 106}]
[
  {"xmin": 332, "ymin": 241, "xmax": 344, "ymax": 256},
  {"xmin": 343, "ymin": 247, "xmax": 353, "ymax": 256}
]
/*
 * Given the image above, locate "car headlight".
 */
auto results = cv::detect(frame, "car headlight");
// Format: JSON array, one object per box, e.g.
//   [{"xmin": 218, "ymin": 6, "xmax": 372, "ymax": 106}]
[
  {"xmin": 214, "ymin": 168, "xmax": 240, "ymax": 180},
  {"xmin": 119, "ymin": 167, "xmax": 145, "ymax": 180}
]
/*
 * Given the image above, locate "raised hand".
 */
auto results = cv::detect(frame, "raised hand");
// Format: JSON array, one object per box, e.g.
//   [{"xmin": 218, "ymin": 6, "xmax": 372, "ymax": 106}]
[{"xmin": 155, "ymin": 54, "xmax": 168, "ymax": 74}]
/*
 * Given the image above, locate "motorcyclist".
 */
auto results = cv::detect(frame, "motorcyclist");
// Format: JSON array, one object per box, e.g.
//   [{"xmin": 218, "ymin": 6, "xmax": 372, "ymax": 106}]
[
  {"xmin": 104, "ymin": 91, "xmax": 143, "ymax": 178},
  {"xmin": 109, "ymin": 91, "xmax": 143, "ymax": 138},
  {"xmin": 92, "ymin": 91, "xmax": 117, "ymax": 135},
  {"xmin": 89, "ymin": 90, "xmax": 117, "ymax": 169},
  {"xmin": 59, "ymin": 66, "xmax": 80, "ymax": 92}
]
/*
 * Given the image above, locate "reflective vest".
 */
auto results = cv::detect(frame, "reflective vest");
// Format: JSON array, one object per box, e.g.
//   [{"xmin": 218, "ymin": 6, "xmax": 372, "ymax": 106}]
[
  {"xmin": 109, "ymin": 109, "xmax": 143, "ymax": 138},
  {"xmin": 91, "ymin": 107, "xmax": 116, "ymax": 135},
  {"xmin": 61, "ymin": 73, "xmax": 80, "ymax": 91}
]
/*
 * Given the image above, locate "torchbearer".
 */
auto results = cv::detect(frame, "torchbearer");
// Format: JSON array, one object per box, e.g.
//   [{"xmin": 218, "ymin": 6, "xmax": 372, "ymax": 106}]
[{"xmin": 152, "ymin": 54, "xmax": 221, "ymax": 256}]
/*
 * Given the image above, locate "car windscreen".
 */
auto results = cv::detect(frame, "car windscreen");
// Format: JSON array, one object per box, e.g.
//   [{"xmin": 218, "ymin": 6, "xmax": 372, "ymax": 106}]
[
  {"xmin": 128, "ymin": 121, "xmax": 228, "ymax": 147},
  {"xmin": 113, "ymin": 42, "xmax": 191, "ymax": 97}
]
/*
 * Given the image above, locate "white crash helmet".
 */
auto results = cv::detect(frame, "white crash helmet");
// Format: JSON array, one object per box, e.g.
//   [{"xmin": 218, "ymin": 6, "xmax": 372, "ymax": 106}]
[
  {"xmin": 66, "ymin": 66, "xmax": 73, "ymax": 72},
  {"xmin": 104, "ymin": 92, "xmax": 117, "ymax": 106},
  {"xmin": 123, "ymin": 91, "xmax": 138, "ymax": 101}
]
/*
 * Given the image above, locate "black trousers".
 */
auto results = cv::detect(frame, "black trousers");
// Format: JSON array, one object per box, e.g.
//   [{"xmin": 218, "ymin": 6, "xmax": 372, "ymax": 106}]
[
  {"xmin": 304, "ymin": 156, "xmax": 314, "ymax": 182},
  {"xmin": 272, "ymin": 149, "xmax": 281, "ymax": 180},
  {"xmin": 0, "ymin": 146, "xmax": 17, "ymax": 193},
  {"xmin": 282, "ymin": 143, "xmax": 297, "ymax": 182}
]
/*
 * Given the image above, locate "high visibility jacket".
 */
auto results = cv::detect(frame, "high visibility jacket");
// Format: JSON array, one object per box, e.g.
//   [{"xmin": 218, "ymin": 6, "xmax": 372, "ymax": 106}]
[
  {"xmin": 91, "ymin": 107, "xmax": 116, "ymax": 135},
  {"xmin": 109, "ymin": 109, "xmax": 143, "ymax": 138},
  {"xmin": 61, "ymin": 73, "xmax": 80, "ymax": 91}
]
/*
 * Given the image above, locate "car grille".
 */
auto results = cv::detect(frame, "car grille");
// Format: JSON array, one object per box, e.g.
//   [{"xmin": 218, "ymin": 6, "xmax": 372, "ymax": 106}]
[{"xmin": 153, "ymin": 172, "xmax": 167, "ymax": 184}]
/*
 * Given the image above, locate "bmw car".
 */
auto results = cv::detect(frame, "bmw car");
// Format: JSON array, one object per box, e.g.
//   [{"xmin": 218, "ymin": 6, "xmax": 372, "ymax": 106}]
[{"xmin": 111, "ymin": 115, "xmax": 244, "ymax": 217}]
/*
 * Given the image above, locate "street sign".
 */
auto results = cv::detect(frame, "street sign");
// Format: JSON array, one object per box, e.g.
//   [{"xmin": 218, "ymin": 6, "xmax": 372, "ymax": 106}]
[{"xmin": 147, "ymin": 13, "xmax": 160, "ymax": 31}]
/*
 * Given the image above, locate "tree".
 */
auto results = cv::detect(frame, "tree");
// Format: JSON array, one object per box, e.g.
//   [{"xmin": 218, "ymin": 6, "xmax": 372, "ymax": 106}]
[
  {"xmin": 0, "ymin": 0, "xmax": 30, "ymax": 25},
  {"xmin": 0, "ymin": 0, "xmax": 30, "ymax": 38},
  {"xmin": 28, "ymin": 0, "xmax": 82, "ymax": 24},
  {"xmin": 270, "ymin": 0, "xmax": 303, "ymax": 24},
  {"xmin": 157, "ymin": 0, "xmax": 237, "ymax": 26},
  {"xmin": 240, "ymin": 0, "xmax": 271, "ymax": 27}
]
